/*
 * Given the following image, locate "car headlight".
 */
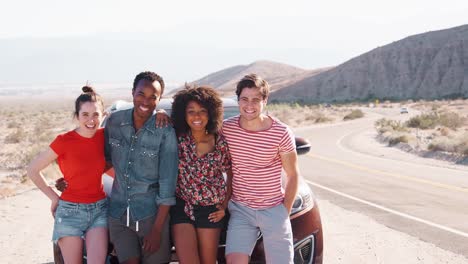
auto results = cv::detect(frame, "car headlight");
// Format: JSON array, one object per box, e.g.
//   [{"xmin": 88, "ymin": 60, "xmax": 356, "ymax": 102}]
[{"xmin": 291, "ymin": 182, "xmax": 314, "ymax": 216}]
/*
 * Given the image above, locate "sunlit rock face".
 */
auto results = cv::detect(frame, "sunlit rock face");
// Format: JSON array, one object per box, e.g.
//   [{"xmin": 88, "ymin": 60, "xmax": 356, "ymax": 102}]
[{"xmin": 271, "ymin": 24, "xmax": 468, "ymax": 103}]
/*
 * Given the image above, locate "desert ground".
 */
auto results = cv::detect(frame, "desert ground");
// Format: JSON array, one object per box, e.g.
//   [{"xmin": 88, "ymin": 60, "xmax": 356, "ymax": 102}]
[{"xmin": 0, "ymin": 94, "xmax": 467, "ymax": 263}]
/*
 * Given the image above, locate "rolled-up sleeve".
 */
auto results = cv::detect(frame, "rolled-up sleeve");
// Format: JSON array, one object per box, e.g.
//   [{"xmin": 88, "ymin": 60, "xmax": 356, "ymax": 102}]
[{"xmin": 156, "ymin": 127, "xmax": 178, "ymax": 206}]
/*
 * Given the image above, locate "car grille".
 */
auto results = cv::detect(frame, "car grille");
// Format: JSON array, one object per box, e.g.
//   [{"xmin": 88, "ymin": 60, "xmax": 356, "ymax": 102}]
[{"xmin": 294, "ymin": 236, "xmax": 315, "ymax": 264}]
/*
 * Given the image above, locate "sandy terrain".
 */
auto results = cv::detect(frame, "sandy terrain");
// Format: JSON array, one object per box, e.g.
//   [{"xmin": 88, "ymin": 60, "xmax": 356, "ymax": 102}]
[
  {"xmin": 1, "ymin": 96, "xmax": 466, "ymax": 263},
  {"xmin": 2, "ymin": 186, "xmax": 467, "ymax": 263}
]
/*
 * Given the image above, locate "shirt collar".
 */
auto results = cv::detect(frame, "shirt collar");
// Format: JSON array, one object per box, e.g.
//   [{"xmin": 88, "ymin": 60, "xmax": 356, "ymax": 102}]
[{"xmin": 118, "ymin": 108, "xmax": 156, "ymax": 134}]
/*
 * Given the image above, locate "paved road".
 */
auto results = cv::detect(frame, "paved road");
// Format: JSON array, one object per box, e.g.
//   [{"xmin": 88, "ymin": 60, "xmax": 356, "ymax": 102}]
[{"xmin": 294, "ymin": 107, "xmax": 468, "ymax": 257}]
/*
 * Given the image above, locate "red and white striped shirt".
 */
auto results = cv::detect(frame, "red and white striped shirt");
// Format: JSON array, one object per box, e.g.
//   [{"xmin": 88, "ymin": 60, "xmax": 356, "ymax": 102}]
[{"xmin": 221, "ymin": 115, "xmax": 295, "ymax": 209}]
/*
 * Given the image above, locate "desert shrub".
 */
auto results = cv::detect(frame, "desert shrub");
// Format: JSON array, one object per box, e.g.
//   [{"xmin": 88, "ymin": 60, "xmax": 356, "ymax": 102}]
[
  {"xmin": 388, "ymin": 135, "xmax": 409, "ymax": 145},
  {"xmin": 458, "ymin": 133, "xmax": 468, "ymax": 155},
  {"xmin": 380, "ymin": 130, "xmax": 411, "ymax": 146},
  {"xmin": 439, "ymin": 127, "xmax": 451, "ymax": 136},
  {"xmin": 33, "ymin": 117, "xmax": 53, "ymax": 136},
  {"xmin": 406, "ymin": 111, "xmax": 465, "ymax": 130},
  {"xmin": 7, "ymin": 121, "xmax": 19, "ymax": 129},
  {"xmin": 343, "ymin": 109, "xmax": 364, "ymax": 120},
  {"xmin": 428, "ymin": 133, "xmax": 468, "ymax": 155},
  {"xmin": 406, "ymin": 112, "xmax": 439, "ymax": 129},
  {"xmin": 20, "ymin": 145, "xmax": 44, "ymax": 167},
  {"xmin": 4, "ymin": 128, "xmax": 26, "ymax": 143},
  {"xmin": 375, "ymin": 118, "xmax": 407, "ymax": 134},
  {"xmin": 428, "ymin": 137, "xmax": 456, "ymax": 152},
  {"xmin": 463, "ymin": 146, "xmax": 468, "ymax": 155},
  {"xmin": 314, "ymin": 113, "xmax": 333, "ymax": 123},
  {"xmin": 431, "ymin": 104, "xmax": 440, "ymax": 111},
  {"xmin": 305, "ymin": 114, "xmax": 315, "ymax": 121},
  {"xmin": 438, "ymin": 112, "xmax": 465, "ymax": 129}
]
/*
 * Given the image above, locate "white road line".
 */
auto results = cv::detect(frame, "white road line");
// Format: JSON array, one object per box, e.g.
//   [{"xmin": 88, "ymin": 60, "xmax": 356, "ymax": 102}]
[{"xmin": 306, "ymin": 180, "xmax": 468, "ymax": 239}]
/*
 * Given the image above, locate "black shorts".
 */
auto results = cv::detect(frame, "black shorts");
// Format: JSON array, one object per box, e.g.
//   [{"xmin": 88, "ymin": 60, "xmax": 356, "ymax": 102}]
[{"xmin": 170, "ymin": 198, "xmax": 225, "ymax": 228}]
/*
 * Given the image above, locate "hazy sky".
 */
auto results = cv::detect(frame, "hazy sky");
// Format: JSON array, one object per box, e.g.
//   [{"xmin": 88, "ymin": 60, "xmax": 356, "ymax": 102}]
[{"xmin": 1, "ymin": 0, "xmax": 467, "ymax": 84}]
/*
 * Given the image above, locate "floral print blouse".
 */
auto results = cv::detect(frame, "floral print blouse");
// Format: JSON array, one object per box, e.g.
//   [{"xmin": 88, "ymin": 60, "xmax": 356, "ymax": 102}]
[{"xmin": 176, "ymin": 133, "xmax": 231, "ymax": 220}]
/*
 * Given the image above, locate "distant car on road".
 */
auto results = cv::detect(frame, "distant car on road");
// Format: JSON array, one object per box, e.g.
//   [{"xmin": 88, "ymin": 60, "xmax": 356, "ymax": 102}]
[
  {"xmin": 53, "ymin": 98, "xmax": 324, "ymax": 264},
  {"xmin": 400, "ymin": 107, "xmax": 409, "ymax": 114}
]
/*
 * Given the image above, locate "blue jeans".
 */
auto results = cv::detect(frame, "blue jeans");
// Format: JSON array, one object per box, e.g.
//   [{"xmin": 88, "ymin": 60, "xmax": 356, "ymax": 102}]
[{"xmin": 52, "ymin": 198, "xmax": 108, "ymax": 243}]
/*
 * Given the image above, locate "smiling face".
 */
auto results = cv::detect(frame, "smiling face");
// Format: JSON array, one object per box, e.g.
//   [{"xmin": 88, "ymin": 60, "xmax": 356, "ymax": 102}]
[
  {"xmin": 238, "ymin": 87, "xmax": 267, "ymax": 122},
  {"xmin": 76, "ymin": 101, "xmax": 104, "ymax": 136},
  {"xmin": 132, "ymin": 79, "xmax": 162, "ymax": 121},
  {"xmin": 185, "ymin": 100, "xmax": 209, "ymax": 133}
]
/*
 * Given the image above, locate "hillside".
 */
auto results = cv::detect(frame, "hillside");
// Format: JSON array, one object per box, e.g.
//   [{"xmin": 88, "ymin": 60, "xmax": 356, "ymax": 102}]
[
  {"xmin": 271, "ymin": 24, "xmax": 468, "ymax": 103},
  {"xmin": 170, "ymin": 60, "xmax": 329, "ymax": 96}
]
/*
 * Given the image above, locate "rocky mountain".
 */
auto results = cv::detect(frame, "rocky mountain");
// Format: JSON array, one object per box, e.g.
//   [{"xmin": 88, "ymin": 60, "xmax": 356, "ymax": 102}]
[
  {"xmin": 270, "ymin": 24, "xmax": 468, "ymax": 103},
  {"xmin": 170, "ymin": 60, "xmax": 329, "ymax": 96}
]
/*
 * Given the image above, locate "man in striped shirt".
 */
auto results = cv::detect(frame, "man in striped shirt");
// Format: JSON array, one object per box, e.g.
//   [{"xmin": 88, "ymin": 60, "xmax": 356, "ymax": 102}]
[{"xmin": 223, "ymin": 74, "xmax": 299, "ymax": 264}]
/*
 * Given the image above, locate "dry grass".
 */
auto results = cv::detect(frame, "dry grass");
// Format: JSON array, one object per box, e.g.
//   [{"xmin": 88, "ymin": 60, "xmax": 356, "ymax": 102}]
[
  {"xmin": 0, "ymin": 98, "xmax": 76, "ymax": 196},
  {"xmin": 266, "ymin": 103, "xmax": 362, "ymax": 127},
  {"xmin": 406, "ymin": 111, "xmax": 465, "ymax": 130}
]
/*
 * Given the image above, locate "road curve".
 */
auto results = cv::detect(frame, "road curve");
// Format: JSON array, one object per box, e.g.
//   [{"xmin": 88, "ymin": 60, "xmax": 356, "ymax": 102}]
[{"xmin": 294, "ymin": 108, "xmax": 468, "ymax": 258}]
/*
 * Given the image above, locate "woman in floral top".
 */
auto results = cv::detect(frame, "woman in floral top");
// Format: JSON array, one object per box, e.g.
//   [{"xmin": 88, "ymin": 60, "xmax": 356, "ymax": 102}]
[{"xmin": 170, "ymin": 85, "xmax": 233, "ymax": 264}]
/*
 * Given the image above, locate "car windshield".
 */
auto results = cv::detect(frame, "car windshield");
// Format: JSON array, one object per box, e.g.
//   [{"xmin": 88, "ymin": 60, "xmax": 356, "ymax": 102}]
[
  {"xmin": 103, "ymin": 99, "xmax": 240, "ymax": 127},
  {"xmin": 224, "ymin": 106, "xmax": 240, "ymax": 119}
]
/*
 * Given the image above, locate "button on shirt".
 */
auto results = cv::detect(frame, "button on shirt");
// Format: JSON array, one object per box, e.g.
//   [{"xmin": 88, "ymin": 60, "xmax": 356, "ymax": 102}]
[{"xmin": 105, "ymin": 108, "xmax": 178, "ymax": 221}]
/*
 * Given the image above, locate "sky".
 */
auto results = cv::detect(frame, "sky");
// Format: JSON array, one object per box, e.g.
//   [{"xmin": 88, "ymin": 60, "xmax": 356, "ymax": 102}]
[{"xmin": 1, "ymin": 0, "xmax": 467, "ymax": 85}]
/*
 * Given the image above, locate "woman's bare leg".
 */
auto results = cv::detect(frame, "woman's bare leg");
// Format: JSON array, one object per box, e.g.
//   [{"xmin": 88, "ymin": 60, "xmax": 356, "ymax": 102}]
[
  {"xmin": 85, "ymin": 227, "xmax": 108, "ymax": 264},
  {"xmin": 172, "ymin": 223, "xmax": 200, "ymax": 264},
  {"xmin": 196, "ymin": 228, "xmax": 221, "ymax": 264},
  {"xmin": 58, "ymin": 236, "xmax": 83, "ymax": 264}
]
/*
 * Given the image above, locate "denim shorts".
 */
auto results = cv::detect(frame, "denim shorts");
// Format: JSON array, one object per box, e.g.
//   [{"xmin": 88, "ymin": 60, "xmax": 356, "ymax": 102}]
[{"xmin": 52, "ymin": 198, "xmax": 108, "ymax": 243}]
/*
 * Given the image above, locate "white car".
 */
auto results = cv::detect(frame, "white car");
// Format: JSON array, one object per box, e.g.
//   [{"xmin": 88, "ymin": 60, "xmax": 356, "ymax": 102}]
[{"xmin": 400, "ymin": 107, "xmax": 409, "ymax": 114}]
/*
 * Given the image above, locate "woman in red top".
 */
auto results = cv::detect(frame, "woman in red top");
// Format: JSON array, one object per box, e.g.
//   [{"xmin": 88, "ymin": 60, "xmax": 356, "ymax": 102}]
[
  {"xmin": 27, "ymin": 86, "xmax": 109, "ymax": 264},
  {"xmin": 169, "ymin": 85, "xmax": 233, "ymax": 264}
]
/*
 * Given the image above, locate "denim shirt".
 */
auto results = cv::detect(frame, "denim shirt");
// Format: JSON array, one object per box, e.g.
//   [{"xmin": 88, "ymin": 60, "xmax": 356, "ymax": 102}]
[{"xmin": 105, "ymin": 108, "xmax": 178, "ymax": 221}]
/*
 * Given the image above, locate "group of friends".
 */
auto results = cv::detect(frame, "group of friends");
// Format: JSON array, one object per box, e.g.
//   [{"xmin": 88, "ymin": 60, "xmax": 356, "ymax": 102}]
[{"xmin": 27, "ymin": 71, "xmax": 301, "ymax": 264}]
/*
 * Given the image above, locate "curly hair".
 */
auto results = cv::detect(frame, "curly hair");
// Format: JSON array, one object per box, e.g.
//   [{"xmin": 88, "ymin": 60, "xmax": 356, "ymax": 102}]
[
  {"xmin": 133, "ymin": 71, "xmax": 165, "ymax": 95},
  {"xmin": 171, "ymin": 85, "xmax": 224, "ymax": 135},
  {"xmin": 74, "ymin": 86, "xmax": 104, "ymax": 117}
]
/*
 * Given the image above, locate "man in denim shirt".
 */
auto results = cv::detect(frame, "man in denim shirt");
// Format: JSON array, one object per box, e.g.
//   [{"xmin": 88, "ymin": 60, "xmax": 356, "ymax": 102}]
[{"xmin": 105, "ymin": 71, "xmax": 178, "ymax": 264}]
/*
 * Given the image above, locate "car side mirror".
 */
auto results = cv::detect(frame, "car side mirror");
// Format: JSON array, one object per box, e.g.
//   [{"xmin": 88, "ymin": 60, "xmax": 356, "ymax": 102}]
[{"xmin": 295, "ymin": 136, "xmax": 311, "ymax": 155}]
